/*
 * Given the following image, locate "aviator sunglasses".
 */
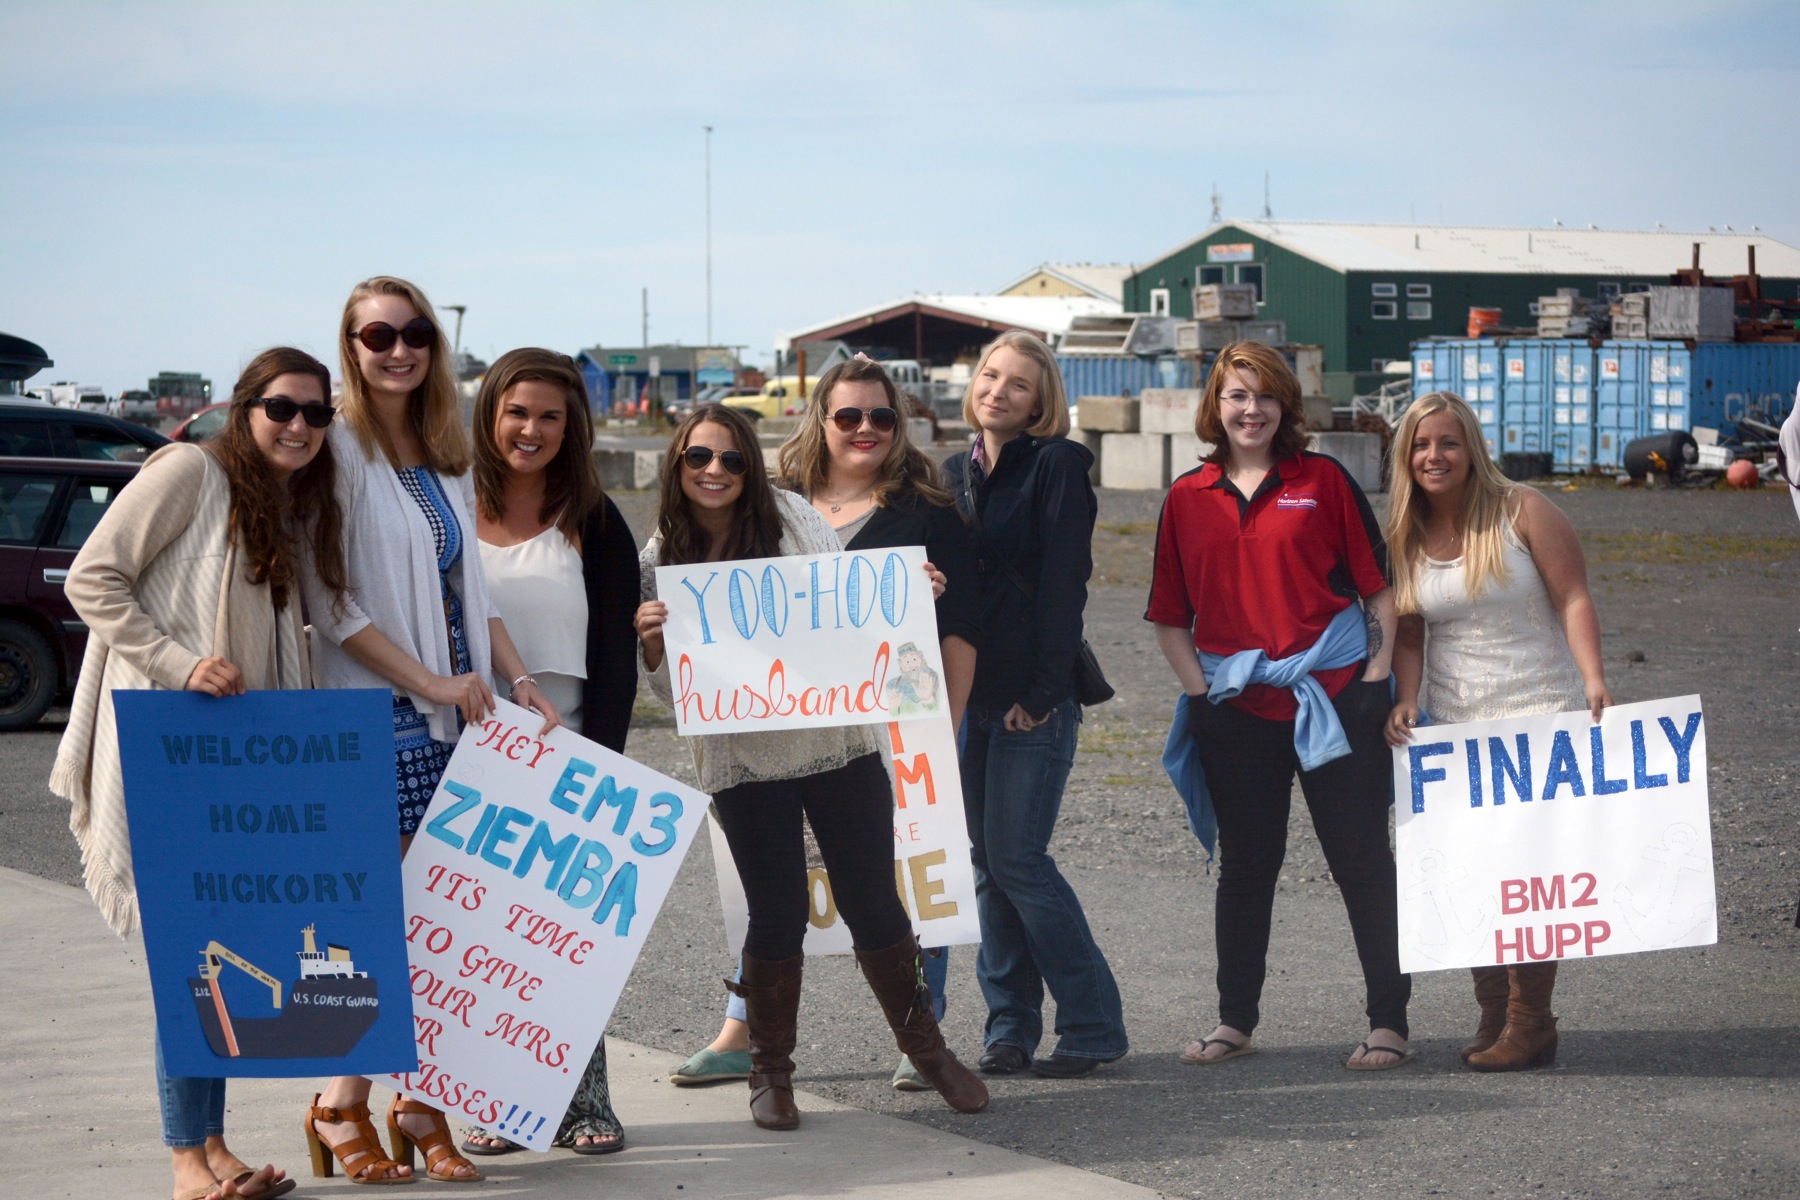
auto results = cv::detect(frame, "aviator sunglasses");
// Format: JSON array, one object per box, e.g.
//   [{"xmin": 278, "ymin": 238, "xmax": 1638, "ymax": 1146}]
[
  {"xmin": 827, "ymin": 406, "xmax": 898, "ymax": 433},
  {"xmin": 350, "ymin": 318, "xmax": 436, "ymax": 353},
  {"xmin": 682, "ymin": 445, "xmax": 748, "ymax": 475},
  {"xmin": 251, "ymin": 396, "xmax": 337, "ymax": 428}
]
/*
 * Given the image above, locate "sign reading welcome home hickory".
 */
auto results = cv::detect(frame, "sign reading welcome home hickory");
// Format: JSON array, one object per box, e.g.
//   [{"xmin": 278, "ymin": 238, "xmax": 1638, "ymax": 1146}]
[
  {"xmin": 1393, "ymin": 695, "xmax": 1715, "ymax": 974},
  {"xmin": 655, "ymin": 545, "xmax": 947, "ymax": 734},
  {"xmin": 392, "ymin": 700, "xmax": 708, "ymax": 1150}
]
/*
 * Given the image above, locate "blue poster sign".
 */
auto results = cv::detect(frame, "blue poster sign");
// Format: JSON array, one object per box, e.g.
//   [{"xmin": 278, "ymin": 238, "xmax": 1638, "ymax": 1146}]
[{"xmin": 114, "ymin": 688, "xmax": 417, "ymax": 1078}]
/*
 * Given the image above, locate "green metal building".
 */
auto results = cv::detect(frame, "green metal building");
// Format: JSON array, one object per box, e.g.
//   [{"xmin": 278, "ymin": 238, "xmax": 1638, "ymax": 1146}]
[{"xmin": 1123, "ymin": 221, "xmax": 1800, "ymax": 392}]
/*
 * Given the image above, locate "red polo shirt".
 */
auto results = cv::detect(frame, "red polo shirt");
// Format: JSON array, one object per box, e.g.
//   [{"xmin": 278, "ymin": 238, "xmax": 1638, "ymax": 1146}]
[{"xmin": 1145, "ymin": 452, "xmax": 1389, "ymax": 720}]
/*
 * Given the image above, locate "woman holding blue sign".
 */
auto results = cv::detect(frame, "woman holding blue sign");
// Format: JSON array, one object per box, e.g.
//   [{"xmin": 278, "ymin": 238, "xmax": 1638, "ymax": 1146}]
[
  {"xmin": 1146, "ymin": 339, "xmax": 1409, "ymax": 1071},
  {"xmin": 672, "ymin": 355, "xmax": 979, "ymax": 1094},
  {"xmin": 302, "ymin": 277, "xmax": 559, "ymax": 1185},
  {"xmin": 1383, "ymin": 391, "xmax": 1612, "ymax": 1072},
  {"xmin": 454, "ymin": 347, "xmax": 638, "ymax": 1156},
  {"xmin": 52, "ymin": 346, "xmax": 348, "ymax": 1200},
  {"xmin": 942, "ymin": 331, "xmax": 1129, "ymax": 1079},
  {"xmin": 635, "ymin": 404, "xmax": 989, "ymax": 1130}
]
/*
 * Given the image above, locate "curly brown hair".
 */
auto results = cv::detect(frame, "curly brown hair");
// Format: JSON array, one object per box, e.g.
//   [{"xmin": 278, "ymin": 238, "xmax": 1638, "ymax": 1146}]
[
  {"xmin": 472, "ymin": 347, "xmax": 602, "ymax": 544},
  {"xmin": 1195, "ymin": 340, "xmax": 1308, "ymax": 466},
  {"xmin": 655, "ymin": 405, "xmax": 783, "ymax": 566},
  {"xmin": 205, "ymin": 347, "xmax": 348, "ymax": 611},
  {"xmin": 776, "ymin": 356, "xmax": 951, "ymax": 508}
]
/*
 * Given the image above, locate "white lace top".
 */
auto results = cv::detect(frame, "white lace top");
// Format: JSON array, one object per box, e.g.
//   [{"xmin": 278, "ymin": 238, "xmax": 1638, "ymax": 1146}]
[
  {"xmin": 639, "ymin": 488, "xmax": 883, "ymax": 793},
  {"xmin": 1417, "ymin": 512, "xmax": 1584, "ymax": 725}
]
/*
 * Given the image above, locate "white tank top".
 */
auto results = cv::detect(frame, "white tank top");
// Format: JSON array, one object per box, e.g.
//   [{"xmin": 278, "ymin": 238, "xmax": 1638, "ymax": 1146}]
[
  {"xmin": 1415, "ymin": 513, "xmax": 1584, "ymax": 725},
  {"xmin": 479, "ymin": 526, "xmax": 588, "ymax": 723}
]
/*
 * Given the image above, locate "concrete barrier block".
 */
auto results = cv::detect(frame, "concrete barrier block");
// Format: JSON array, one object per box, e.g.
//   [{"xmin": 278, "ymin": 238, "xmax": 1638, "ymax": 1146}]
[
  {"xmin": 1169, "ymin": 434, "xmax": 1215, "ymax": 479},
  {"xmin": 593, "ymin": 447, "xmax": 665, "ymax": 491},
  {"xmin": 905, "ymin": 417, "xmax": 934, "ymax": 445},
  {"xmin": 1075, "ymin": 396, "xmax": 1139, "ymax": 433},
  {"xmin": 1066, "ymin": 428, "xmax": 1104, "ymax": 484},
  {"xmin": 1307, "ymin": 431, "xmax": 1385, "ymax": 494},
  {"xmin": 1139, "ymin": 388, "xmax": 1202, "ymax": 435},
  {"xmin": 1099, "ymin": 432, "xmax": 1170, "ymax": 490},
  {"xmin": 1302, "ymin": 395, "xmax": 1335, "ymax": 430}
]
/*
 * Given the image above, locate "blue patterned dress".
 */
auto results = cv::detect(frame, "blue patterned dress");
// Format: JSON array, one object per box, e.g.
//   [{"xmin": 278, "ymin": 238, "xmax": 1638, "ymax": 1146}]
[{"xmin": 392, "ymin": 467, "xmax": 472, "ymax": 837}]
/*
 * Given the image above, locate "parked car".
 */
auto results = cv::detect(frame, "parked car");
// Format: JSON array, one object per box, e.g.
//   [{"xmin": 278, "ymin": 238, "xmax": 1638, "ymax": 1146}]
[
  {"xmin": 169, "ymin": 401, "xmax": 231, "ymax": 443},
  {"xmin": 111, "ymin": 389, "xmax": 159, "ymax": 422},
  {"xmin": 0, "ymin": 399, "xmax": 170, "ymax": 461},
  {"xmin": 0, "ymin": 457, "xmax": 140, "ymax": 728},
  {"xmin": 723, "ymin": 376, "xmax": 811, "ymax": 421}
]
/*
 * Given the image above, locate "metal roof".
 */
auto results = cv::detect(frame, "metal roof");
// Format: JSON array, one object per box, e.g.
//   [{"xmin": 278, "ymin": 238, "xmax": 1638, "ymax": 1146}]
[
  {"xmin": 779, "ymin": 293, "xmax": 1121, "ymax": 350},
  {"xmin": 997, "ymin": 262, "xmax": 1133, "ymax": 302},
  {"xmin": 1145, "ymin": 220, "xmax": 1800, "ymax": 277}
]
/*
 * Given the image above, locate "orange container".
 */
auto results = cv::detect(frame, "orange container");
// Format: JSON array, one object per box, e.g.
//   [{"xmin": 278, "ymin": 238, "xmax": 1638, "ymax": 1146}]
[{"xmin": 1467, "ymin": 307, "xmax": 1504, "ymax": 337}]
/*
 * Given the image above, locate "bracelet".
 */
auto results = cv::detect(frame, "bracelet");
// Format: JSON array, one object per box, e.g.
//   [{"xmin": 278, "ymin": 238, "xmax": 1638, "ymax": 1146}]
[{"xmin": 509, "ymin": 674, "xmax": 538, "ymax": 696}]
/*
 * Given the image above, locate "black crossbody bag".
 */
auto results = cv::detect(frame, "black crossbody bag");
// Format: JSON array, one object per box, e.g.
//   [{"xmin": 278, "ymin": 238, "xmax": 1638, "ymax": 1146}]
[{"xmin": 959, "ymin": 461, "xmax": 1115, "ymax": 708}]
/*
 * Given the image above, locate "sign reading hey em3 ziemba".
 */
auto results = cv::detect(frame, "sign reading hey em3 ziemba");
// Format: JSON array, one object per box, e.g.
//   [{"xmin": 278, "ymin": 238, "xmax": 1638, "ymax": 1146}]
[
  {"xmin": 1393, "ymin": 695, "xmax": 1715, "ymax": 974},
  {"xmin": 391, "ymin": 699, "xmax": 708, "ymax": 1150}
]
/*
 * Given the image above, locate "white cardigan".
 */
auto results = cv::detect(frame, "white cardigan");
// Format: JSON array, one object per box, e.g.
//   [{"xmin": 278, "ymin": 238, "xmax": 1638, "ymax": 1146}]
[{"xmin": 303, "ymin": 423, "xmax": 498, "ymax": 742}]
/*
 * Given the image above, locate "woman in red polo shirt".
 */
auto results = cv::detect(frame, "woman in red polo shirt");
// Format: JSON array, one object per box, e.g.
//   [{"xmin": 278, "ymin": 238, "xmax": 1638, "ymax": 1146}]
[{"xmin": 1146, "ymin": 340, "xmax": 1411, "ymax": 1070}]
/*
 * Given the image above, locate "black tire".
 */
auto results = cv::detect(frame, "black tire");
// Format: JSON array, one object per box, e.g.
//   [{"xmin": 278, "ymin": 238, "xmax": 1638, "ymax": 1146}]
[{"xmin": 0, "ymin": 618, "xmax": 58, "ymax": 731}]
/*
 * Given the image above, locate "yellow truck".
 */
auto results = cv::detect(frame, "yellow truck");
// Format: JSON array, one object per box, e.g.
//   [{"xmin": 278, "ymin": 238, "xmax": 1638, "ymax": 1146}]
[{"xmin": 723, "ymin": 376, "xmax": 811, "ymax": 421}]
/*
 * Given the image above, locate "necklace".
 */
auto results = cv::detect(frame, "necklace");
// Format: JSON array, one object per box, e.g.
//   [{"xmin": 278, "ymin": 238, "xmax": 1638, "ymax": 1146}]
[{"xmin": 822, "ymin": 486, "xmax": 874, "ymax": 514}]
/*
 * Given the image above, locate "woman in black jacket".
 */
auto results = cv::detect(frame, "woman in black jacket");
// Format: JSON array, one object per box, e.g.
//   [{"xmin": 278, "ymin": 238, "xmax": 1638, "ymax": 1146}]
[
  {"xmin": 465, "ymin": 347, "xmax": 638, "ymax": 1155},
  {"xmin": 670, "ymin": 355, "xmax": 981, "ymax": 1094},
  {"xmin": 942, "ymin": 331, "xmax": 1127, "ymax": 1079}
]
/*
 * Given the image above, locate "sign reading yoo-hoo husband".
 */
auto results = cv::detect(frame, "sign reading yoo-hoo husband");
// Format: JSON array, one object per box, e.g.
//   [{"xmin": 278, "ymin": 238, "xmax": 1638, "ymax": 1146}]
[
  {"xmin": 1393, "ymin": 694, "xmax": 1715, "ymax": 974},
  {"xmin": 655, "ymin": 545, "xmax": 947, "ymax": 734},
  {"xmin": 114, "ymin": 688, "xmax": 415, "ymax": 1078}
]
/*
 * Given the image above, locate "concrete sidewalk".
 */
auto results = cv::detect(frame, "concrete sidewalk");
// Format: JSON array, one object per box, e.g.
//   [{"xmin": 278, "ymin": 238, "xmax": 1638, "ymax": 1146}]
[{"xmin": 1, "ymin": 867, "xmax": 1157, "ymax": 1200}]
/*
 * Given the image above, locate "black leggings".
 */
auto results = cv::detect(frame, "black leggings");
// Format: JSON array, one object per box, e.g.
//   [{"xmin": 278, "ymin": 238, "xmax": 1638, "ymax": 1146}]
[
  {"xmin": 1189, "ymin": 674, "xmax": 1411, "ymax": 1037},
  {"xmin": 711, "ymin": 752, "xmax": 910, "ymax": 961}
]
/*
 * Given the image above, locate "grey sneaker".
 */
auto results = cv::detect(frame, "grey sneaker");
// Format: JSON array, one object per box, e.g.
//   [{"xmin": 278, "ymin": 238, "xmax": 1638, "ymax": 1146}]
[
  {"xmin": 891, "ymin": 1055, "xmax": 932, "ymax": 1092},
  {"xmin": 669, "ymin": 1047, "xmax": 753, "ymax": 1086}
]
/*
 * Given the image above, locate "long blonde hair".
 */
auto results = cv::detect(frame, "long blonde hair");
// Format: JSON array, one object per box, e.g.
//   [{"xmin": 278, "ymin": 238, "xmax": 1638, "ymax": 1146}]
[
  {"xmin": 776, "ymin": 356, "xmax": 950, "ymax": 508},
  {"xmin": 1385, "ymin": 391, "xmax": 1517, "ymax": 615},
  {"xmin": 337, "ymin": 276, "xmax": 469, "ymax": 474}
]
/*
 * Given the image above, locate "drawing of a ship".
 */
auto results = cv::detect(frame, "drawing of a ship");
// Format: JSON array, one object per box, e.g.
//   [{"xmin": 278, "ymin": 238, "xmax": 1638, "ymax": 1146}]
[{"xmin": 189, "ymin": 925, "xmax": 381, "ymax": 1058}]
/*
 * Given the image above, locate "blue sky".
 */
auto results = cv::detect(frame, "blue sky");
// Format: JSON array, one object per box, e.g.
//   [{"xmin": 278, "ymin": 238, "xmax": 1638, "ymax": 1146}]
[{"xmin": 3, "ymin": 0, "xmax": 1795, "ymax": 393}]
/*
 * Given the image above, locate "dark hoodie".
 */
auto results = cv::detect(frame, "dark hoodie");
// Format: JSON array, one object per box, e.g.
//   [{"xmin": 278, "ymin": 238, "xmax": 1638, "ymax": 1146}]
[{"xmin": 945, "ymin": 435, "xmax": 1096, "ymax": 720}]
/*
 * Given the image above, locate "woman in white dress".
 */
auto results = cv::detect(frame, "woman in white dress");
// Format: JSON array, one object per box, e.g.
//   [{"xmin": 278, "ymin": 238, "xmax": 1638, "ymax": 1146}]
[
  {"xmin": 1383, "ymin": 391, "xmax": 1612, "ymax": 1072},
  {"xmin": 463, "ymin": 348, "xmax": 639, "ymax": 1155}
]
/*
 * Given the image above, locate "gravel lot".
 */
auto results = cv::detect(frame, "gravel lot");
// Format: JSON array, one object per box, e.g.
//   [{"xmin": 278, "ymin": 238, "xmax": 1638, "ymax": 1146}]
[{"xmin": 4, "ymin": 479, "xmax": 1796, "ymax": 1198}]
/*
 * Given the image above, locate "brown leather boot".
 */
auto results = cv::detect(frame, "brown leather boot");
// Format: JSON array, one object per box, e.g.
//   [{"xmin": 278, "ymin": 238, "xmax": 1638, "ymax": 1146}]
[
  {"xmin": 725, "ymin": 953, "xmax": 804, "ymax": 1130},
  {"xmin": 1461, "ymin": 966, "xmax": 1511, "ymax": 1062},
  {"xmin": 1467, "ymin": 963, "xmax": 1558, "ymax": 1072},
  {"xmin": 855, "ymin": 934, "xmax": 989, "ymax": 1114}
]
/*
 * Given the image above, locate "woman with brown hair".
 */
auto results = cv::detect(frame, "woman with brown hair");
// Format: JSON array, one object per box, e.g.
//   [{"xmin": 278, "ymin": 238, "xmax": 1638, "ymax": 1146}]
[
  {"xmin": 51, "ymin": 346, "xmax": 347, "ymax": 1200},
  {"xmin": 301, "ymin": 277, "xmax": 558, "ymax": 1185},
  {"xmin": 1146, "ymin": 339, "xmax": 1410, "ymax": 1070},
  {"xmin": 672, "ymin": 357, "xmax": 978, "ymax": 1093},
  {"xmin": 456, "ymin": 347, "xmax": 638, "ymax": 1155},
  {"xmin": 635, "ymin": 404, "xmax": 987, "ymax": 1131},
  {"xmin": 1384, "ymin": 391, "xmax": 1610, "ymax": 1071}
]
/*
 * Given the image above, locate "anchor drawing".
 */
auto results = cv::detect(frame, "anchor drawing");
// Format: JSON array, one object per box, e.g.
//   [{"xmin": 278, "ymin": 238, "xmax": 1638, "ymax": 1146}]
[
  {"xmin": 1613, "ymin": 823, "xmax": 1715, "ymax": 947},
  {"xmin": 1401, "ymin": 849, "xmax": 1495, "ymax": 965}
]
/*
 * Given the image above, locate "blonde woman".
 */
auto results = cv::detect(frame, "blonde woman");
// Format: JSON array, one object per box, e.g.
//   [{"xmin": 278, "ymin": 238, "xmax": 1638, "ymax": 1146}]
[
  {"xmin": 301, "ymin": 277, "xmax": 558, "ymax": 1184},
  {"xmin": 1383, "ymin": 391, "xmax": 1611, "ymax": 1071}
]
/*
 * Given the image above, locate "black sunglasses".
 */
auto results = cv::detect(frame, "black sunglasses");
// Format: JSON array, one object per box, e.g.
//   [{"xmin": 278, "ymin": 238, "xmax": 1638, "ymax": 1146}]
[
  {"xmin": 251, "ymin": 396, "xmax": 337, "ymax": 429},
  {"xmin": 682, "ymin": 445, "xmax": 748, "ymax": 476},
  {"xmin": 828, "ymin": 406, "xmax": 898, "ymax": 433},
  {"xmin": 350, "ymin": 318, "xmax": 435, "ymax": 353}
]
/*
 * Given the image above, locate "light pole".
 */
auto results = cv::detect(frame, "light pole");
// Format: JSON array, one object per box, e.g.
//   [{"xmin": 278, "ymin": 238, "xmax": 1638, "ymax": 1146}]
[{"xmin": 704, "ymin": 125, "xmax": 713, "ymax": 347}]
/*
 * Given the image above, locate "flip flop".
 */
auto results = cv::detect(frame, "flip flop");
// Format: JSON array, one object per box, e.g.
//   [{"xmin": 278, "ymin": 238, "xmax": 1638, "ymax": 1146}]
[
  {"xmin": 1180, "ymin": 1036, "xmax": 1258, "ymax": 1065},
  {"xmin": 230, "ymin": 1170, "xmax": 298, "ymax": 1200},
  {"xmin": 1345, "ymin": 1040, "xmax": 1416, "ymax": 1071},
  {"xmin": 457, "ymin": 1130, "xmax": 522, "ymax": 1157}
]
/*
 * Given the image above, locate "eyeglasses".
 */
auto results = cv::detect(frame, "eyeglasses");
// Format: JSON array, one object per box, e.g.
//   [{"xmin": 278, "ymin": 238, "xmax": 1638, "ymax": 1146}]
[
  {"xmin": 681, "ymin": 445, "xmax": 747, "ymax": 475},
  {"xmin": 828, "ymin": 406, "xmax": 898, "ymax": 433},
  {"xmin": 251, "ymin": 397, "xmax": 337, "ymax": 428},
  {"xmin": 349, "ymin": 318, "xmax": 435, "ymax": 353}
]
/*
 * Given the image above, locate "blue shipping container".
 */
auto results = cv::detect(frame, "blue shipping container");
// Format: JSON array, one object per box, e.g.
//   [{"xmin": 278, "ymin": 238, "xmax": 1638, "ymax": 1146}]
[
  {"xmin": 1057, "ymin": 355, "xmax": 1195, "ymax": 399},
  {"xmin": 1412, "ymin": 341, "xmax": 1503, "ymax": 456},
  {"xmin": 1593, "ymin": 342, "xmax": 1800, "ymax": 467}
]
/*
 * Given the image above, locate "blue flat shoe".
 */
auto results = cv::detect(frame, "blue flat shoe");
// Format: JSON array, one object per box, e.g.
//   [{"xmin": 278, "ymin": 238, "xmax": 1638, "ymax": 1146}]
[{"xmin": 669, "ymin": 1047, "xmax": 753, "ymax": 1086}]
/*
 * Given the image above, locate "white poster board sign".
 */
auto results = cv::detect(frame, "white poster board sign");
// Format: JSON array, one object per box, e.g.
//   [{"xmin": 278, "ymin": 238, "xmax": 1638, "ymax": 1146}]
[
  {"xmin": 391, "ymin": 699, "xmax": 708, "ymax": 1150},
  {"xmin": 654, "ymin": 546, "xmax": 946, "ymax": 734},
  {"xmin": 710, "ymin": 717, "xmax": 981, "ymax": 954},
  {"xmin": 1393, "ymin": 695, "xmax": 1715, "ymax": 974}
]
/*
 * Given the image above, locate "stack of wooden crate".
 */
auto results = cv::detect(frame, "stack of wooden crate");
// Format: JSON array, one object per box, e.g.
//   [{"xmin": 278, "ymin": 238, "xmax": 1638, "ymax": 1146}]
[{"xmin": 1610, "ymin": 293, "xmax": 1650, "ymax": 340}]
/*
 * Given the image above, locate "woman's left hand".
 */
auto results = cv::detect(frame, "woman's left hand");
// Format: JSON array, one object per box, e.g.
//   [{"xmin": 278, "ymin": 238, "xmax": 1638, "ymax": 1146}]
[
  {"xmin": 1585, "ymin": 681, "xmax": 1614, "ymax": 723},
  {"xmin": 512, "ymin": 680, "xmax": 563, "ymax": 737},
  {"xmin": 922, "ymin": 561, "xmax": 946, "ymax": 599}
]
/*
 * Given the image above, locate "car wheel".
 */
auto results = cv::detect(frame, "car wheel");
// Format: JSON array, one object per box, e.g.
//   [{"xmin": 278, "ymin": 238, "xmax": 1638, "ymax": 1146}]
[{"xmin": 0, "ymin": 619, "xmax": 58, "ymax": 730}]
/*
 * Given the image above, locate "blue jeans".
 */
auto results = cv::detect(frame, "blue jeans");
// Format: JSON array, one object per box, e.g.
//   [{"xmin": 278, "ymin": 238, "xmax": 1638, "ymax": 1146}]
[
  {"xmin": 725, "ymin": 948, "xmax": 948, "ymax": 1022},
  {"xmin": 961, "ymin": 699, "xmax": 1127, "ymax": 1059},
  {"xmin": 155, "ymin": 1036, "xmax": 225, "ymax": 1148}
]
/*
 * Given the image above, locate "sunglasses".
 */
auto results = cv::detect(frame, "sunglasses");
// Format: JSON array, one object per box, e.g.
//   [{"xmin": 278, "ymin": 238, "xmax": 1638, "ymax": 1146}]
[
  {"xmin": 681, "ymin": 445, "xmax": 748, "ymax": 476},
  {"xmin": 251, "ymin": 396, "xmax": 337, "ymax": 428},
  {"xmin": 828, "ymin": 406, "xmax": 898, "ymax": 433},
  {"xmin": 350, "ymin": 318, "xmax": 435, "ymax": 353}
]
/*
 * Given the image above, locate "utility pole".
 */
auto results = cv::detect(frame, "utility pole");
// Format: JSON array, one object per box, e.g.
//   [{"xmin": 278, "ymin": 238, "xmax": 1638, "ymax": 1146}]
[
  {"xmin": 641, "ymin": 287, "xmax": 648, "ymax": 350},
  {"xmin": 1262, "ymin": 170, "xmax": 1272, "ymax": 219},
  {"xmin": 704, "ymin": 125, "xmax": 713, "ymax": 347}
]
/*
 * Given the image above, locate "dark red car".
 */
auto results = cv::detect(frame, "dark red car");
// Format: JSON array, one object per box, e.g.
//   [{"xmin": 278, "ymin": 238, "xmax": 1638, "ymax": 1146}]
[{"xmin": 0, "ymin": 457, "xmax": 139, "ymax": 728}]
